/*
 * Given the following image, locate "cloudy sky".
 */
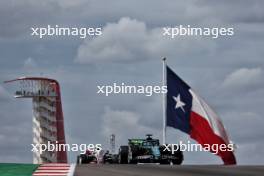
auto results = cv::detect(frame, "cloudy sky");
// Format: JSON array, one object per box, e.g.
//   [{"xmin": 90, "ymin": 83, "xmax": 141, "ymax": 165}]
[{"xmin": 0, "ymin": 0, "xmax": 264, "ymax": 164}]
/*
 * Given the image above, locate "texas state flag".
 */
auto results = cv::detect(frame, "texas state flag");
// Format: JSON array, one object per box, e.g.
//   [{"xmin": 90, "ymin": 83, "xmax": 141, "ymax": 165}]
[{"xmin": 166, "ymin": 66, "xmax": 236, "ymax": 165}]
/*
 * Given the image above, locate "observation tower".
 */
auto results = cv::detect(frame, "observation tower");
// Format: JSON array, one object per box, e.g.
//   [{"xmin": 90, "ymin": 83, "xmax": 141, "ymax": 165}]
[{"xmin": 5, "ymin": 77, "xmax": 67, "ymax": 163}]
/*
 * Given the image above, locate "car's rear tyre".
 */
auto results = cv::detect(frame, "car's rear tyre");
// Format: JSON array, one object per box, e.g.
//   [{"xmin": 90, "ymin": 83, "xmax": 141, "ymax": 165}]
[
  {"xmin": 172, "ymin": 159, "xmax": 183, "ymax": 165},
  {"xmin": 119, "ymin": 146, "xmax": 129, "ymax": 164},
  {"xmin": 172, "ymin": 154, "xmax": 183, "ymax": 165},
  {"xmin": 77, "ymin": 156, "xmax": 83, "ymax": 164},
  {"xmin": 77, "ymin": 156, "xmax": 80, "ymax": 164}
]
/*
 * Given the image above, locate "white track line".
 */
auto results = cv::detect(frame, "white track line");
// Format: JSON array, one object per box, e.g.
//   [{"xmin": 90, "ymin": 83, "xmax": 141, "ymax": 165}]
[{"xmin": 67, "ymin": 164, "xmax": 76, "ymax": 176}]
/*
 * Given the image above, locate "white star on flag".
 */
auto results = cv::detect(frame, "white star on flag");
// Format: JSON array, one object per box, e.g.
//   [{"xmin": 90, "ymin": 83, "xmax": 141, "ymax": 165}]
[{"xmin": 173, "ymin": 94, "xmax": 186, "ymax": 112}]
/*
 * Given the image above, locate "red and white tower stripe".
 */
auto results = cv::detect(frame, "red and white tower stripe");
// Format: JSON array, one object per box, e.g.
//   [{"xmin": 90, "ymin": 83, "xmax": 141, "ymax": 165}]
[{"xmin": 5, "ymin": 77, "xmax": 67, "ymax": 163}]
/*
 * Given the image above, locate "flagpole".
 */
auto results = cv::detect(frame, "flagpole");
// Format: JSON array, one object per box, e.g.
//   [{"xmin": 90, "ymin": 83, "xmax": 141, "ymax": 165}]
[{"xmin": 162, "ymin": 57, "xmax": 167, "ymax": 144}]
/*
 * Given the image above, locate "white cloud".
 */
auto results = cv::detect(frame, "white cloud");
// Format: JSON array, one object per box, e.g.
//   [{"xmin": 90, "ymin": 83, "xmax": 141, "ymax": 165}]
[
  {"xmin": 0, "ymin": 85, "xmax": 10, "ymax": 100},
  {"xmin": 0, "ymin": 0, "xmax": 60, "ymax": 38},
  {"xmin": 76, "ymin": 17, "xmax": 150, "ymax": 63},
  {"xmin": 222, "ymin": 68, "xmax": 263, "ymax": 90},
  {"xmin": 101, "ymin": 107, "xmax": 154, "ymax": 144},
  {"xmin": 23, "ymin": 57, "xmax": 37, "ymax": 69},
  {"xmin": 75, "ymin": 17, "xmax": 216, "ymax": 64}
]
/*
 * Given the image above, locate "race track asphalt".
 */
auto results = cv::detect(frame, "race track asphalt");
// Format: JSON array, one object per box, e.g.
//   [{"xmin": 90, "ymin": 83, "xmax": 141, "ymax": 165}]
[{"xmin": 74, "ymin": 164, "xmax": 264, "ymax": 176}]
